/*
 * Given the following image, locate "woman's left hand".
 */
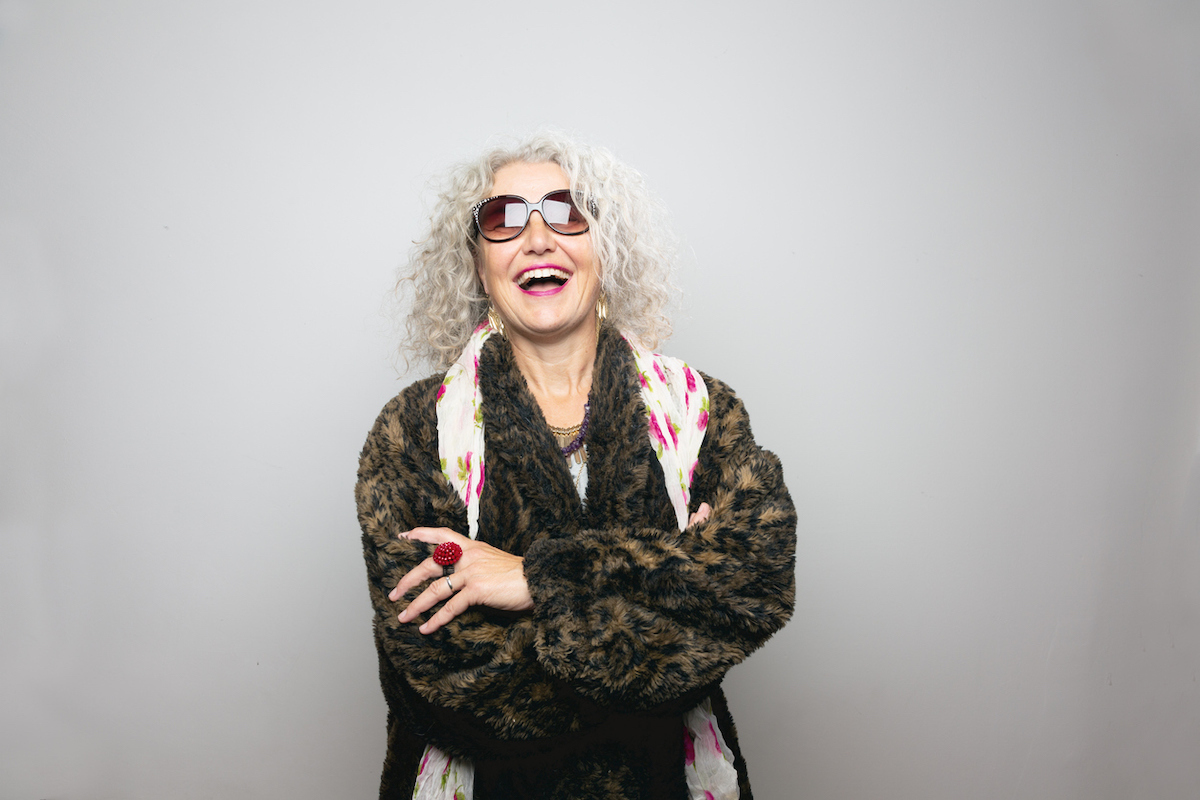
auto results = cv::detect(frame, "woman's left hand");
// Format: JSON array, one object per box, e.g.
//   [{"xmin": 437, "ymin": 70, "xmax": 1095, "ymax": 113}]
[{"xmin": 388, "ymin": 527, "xmax": 533, "ymax": 635}]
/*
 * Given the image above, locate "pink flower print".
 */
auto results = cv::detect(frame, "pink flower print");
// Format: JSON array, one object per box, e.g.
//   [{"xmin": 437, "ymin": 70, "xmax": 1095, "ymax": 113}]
[
  {"xmin": 705, "ymin": 793, "xmax": 715, "ymax": 800},
  {"xmin": 707, "ymin": 722, "xmax": 724, "ymax": 755},
  {"xmin": 638, "ymin": 370, "xmax": 649, "ymax": 388},
  {"xmin": 685, "ymin": 366, "xmax": 696, "ymax": 392},
  {"xmin": 688, "ymin": 460, "xmax": 698, "ymax": 485},
  {"xmin": 648, "ymin": 412, "xmax": 668, "ymax": 446},
  {"xmin": 665, "ymin": 413, "xmax": 678, "ymax": 448},
  {"xmin": 475, "ymin": 462, "xmax": 486, "ymax": 499},
  {"xmin": 436, "ymin": 383, "xmax": 447, "ymax": 401},
  {"xmin": 653, "ymin": 361, "xmax": 667, "ymax": 384},
  {"xmin": 683, "ymin": 729, "xmax": 696, "ymax": 765},
  {"xmin": 697, "ymin": 410, "xmax": 709, "ymax": 430},
  {"xmin": 473, "ymin": 356, "xmax": 480, "ymax": 385}
]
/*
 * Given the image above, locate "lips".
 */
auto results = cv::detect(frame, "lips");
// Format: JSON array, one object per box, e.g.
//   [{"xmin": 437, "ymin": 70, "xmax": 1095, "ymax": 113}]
[{"xmin": 516, "ymin": 265, "xmax": 572, "ymax": 294}]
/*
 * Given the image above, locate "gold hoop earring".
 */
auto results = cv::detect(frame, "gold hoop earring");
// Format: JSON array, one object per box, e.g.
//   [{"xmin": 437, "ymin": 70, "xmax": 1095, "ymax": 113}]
[
  {"xmin": 595, "ymin": 292, "xmax": 609, "ymax": 326},
  {"xmin": 487, "ymin": 302, "xmax": 506, "ymax": 338}
]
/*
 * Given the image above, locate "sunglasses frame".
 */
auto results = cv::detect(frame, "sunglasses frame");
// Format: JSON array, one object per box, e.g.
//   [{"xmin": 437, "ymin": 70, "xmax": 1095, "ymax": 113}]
[{"xmin": 471, "ymin": 190, "xmax": 595, "ymax": 243}]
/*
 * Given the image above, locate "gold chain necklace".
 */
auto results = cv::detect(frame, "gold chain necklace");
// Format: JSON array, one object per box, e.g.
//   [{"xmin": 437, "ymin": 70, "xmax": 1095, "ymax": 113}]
[{"xmin": 548, "ymin": 403, "xmax": 590, "ymax": 465}]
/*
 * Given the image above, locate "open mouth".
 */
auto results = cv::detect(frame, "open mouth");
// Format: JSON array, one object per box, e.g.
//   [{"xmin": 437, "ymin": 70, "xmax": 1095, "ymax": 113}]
[{"xmin": 517, "ymin": 266, "xmax": 572, "ymax": 291}]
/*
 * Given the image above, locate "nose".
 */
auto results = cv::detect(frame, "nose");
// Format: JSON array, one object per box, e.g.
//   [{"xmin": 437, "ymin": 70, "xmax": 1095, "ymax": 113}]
[{"xmin": 521, "ymin": 210, "xmax": 557, "ymax": 253}]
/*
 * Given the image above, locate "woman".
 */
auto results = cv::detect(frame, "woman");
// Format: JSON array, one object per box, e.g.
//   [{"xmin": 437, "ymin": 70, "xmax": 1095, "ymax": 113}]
[{"xmin": 356, "ymin": 132, "xmax": 796, "ymax": 800}]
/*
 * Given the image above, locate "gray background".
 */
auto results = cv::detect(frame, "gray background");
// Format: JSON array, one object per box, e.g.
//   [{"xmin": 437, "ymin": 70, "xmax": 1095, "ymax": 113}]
[{"xmin": 2, "ymin": 1, "xmax": 1198, "ymax": 798}]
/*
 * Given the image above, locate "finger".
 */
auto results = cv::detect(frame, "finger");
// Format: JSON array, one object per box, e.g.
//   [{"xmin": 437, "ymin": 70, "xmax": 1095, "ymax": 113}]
[
  {"xmin": 418, "ymin": 588, "xmax": 472, "ymax": 634},
  {"xmin": 400, "ymin": 527, "xmax": 465, "ymax": 546},
  {"xmin": 398, "ymin": 572, "xmax": 459, "ymax": 623},
  {"xmin": 389, "ymin": 558, "xmax": 442, "ymax": 602},
  {"xmin": 688, "ymin": 502, "xmax": 712, "ymax": 527}
]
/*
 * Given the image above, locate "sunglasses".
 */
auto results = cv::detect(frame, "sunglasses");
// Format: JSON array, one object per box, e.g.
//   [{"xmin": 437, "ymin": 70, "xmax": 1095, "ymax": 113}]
[{"xmin": 471, "ymin": 190, "xmax": 591, "ymax": 242}]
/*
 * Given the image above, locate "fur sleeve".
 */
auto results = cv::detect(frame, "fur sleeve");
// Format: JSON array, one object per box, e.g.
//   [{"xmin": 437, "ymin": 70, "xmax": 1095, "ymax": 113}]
[
  {"xmin": 357, "ymin": 379, "xmax": 597, "ymax": 751},
  {"xmin": 522, "ymin": 373, "xmax": 797, "ymax": 709}
]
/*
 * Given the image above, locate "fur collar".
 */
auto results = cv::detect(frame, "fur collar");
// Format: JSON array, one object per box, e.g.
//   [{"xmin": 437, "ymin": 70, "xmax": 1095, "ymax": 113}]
[{"xmin": 475, "ymin": 325, "xmax": 675, "ymax": 555}]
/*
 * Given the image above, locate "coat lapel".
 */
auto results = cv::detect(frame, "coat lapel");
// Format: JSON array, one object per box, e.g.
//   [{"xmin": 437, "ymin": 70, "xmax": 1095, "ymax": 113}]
[
  {"xmin": 475, "ymin": 328, "xmax": 675, "ymax": 555},
  {"xmin": 582, "ymin": 330, "xmax": 675, "ymax": 532}
]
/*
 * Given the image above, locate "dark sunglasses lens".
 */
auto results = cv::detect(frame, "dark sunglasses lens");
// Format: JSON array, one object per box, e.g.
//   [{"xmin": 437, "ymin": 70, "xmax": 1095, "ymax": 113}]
[
  {"xmin": 477, "ymin": 196, "xmax": 528, "ymax": 240},
  {"xmin": 542, "ymin": 191, "xmax": 588, "ymax": 234}
]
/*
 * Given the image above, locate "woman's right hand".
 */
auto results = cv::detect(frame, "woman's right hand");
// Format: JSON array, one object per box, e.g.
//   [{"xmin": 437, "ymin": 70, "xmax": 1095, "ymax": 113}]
[
  {"xmin": 389, "ymin": 527, "xmax": 534, "ymax": 635},
  {"xmin": 688, "ymin": 502, "xmax": 712, "ymax": 527}
]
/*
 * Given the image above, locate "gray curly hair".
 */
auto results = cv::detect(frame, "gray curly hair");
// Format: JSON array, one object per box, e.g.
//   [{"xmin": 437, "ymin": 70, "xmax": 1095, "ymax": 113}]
[{"xmin": 396, "ymin": 131, "xmax": 679, "ymax": 370}]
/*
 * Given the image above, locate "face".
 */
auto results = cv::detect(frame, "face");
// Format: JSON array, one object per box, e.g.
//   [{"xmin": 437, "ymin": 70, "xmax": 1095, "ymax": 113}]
[{"xmin": 475, "ymin": 161, "xmax": 601, "ymax": 349}]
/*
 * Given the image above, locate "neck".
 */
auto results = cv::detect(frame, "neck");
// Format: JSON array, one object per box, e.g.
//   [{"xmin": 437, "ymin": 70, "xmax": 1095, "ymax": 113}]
[{"xmin": 506, "ymin": 325, "xmax": 598, "ymax": 428}]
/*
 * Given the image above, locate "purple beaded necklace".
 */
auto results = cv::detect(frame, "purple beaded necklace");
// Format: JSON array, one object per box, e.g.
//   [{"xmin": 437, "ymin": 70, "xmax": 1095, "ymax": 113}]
[{"xmin": 551, "ymin": 402, "xmax": 590, "ymax": 457}]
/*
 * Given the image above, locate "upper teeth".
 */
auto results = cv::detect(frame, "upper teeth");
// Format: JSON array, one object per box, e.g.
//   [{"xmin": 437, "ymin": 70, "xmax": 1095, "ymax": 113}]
[{"xmin": 518, "ymin": 267, "xmax": 571, "ymax": 286}]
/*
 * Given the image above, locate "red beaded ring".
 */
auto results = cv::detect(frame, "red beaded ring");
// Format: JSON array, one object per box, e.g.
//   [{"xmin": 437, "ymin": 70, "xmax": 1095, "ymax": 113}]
[{"xmin": 432, "ymin": 541, "xmax": 463, "ymax": 568}]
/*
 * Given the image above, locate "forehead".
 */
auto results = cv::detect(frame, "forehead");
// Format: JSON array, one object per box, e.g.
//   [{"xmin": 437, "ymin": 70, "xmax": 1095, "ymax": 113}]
[{"xmin": 489, "ymin": 161, "xmax": 569, "ymax": 198}]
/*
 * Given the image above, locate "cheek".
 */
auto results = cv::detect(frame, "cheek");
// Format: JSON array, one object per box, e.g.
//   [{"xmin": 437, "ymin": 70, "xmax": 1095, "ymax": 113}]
[
  {"xmin": 571, "ymin": 238, "xmax": 598, "ymax": 273},
  {"xmin": 476, "ymin": 250, "xmax": 499, "ymax": 294}
]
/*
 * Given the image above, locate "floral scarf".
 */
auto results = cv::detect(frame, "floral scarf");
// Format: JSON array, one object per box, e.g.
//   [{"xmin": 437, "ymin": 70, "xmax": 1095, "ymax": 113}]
[{"xmin": 417, "ymin": 321, "xmax": 737, "ymax": 800}]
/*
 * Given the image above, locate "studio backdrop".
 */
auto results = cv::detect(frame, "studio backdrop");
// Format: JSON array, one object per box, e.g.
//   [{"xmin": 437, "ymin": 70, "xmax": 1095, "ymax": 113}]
[{"xmin": 2, "ymin": 2, "xmax": 1198, "ymax": 798}]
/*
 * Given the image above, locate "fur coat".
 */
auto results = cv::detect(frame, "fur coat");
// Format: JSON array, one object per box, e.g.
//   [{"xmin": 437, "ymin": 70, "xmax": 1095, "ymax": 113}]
[{"xmin": 356, "ymin": 326, "xmax": 797, "ymax": 799}]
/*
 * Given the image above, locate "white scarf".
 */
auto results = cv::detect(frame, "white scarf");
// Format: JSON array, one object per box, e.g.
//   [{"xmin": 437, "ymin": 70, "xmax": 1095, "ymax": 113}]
[{"xmin": 417, "ymin": 322, "xmax": 738, "ymax": 800}]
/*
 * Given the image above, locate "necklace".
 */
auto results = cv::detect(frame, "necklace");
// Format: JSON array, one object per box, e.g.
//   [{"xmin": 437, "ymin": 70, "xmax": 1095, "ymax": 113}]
[{"xmin": 548, "ymin": 402, "xmax": 590, "ymax": 465}]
